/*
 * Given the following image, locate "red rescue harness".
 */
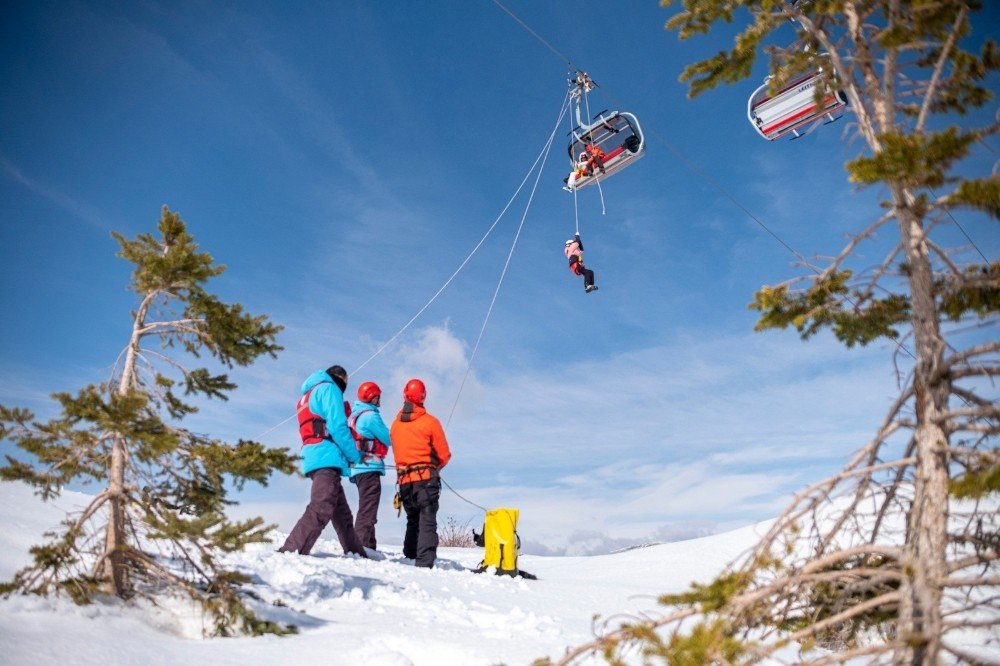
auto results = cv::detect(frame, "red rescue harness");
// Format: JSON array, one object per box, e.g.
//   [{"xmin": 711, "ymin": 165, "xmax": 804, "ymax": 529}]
[
  {"xmin": 296, "ymin": 382, "xmax": 331, "ymax": 446},
  {"xmin": 348, "ymin": 408, "xmax": 389, "ymax": 458}
]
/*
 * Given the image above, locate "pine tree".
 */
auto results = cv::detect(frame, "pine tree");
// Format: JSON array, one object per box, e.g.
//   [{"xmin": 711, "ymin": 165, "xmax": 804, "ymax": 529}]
[
  {"xmin": 549, "ymin": 2, "xmax": 998, "ymax": 664},
  {"xmin": 0, "ymin": 206, "xmax": 298, "ymax": 636}
]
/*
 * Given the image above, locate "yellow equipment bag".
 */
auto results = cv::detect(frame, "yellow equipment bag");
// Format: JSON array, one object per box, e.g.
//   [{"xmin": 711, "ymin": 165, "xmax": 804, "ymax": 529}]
[{"xmin": 475, "ymin": 507, "xmax": 521, "ymax": 576}]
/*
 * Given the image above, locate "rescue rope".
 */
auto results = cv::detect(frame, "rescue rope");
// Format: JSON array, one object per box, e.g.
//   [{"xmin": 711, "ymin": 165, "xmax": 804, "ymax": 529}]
[
  {"xmin": 251, "ymin": 92, "xmax": 571, "ymax": 443},
  {"xmin": 384, "ymin": 462, "xmax": 489, "ymax": 512},
  {"xmin": 569, "ymin": 97, "xmax": 581, "ymax": 236},
  {"xmin": 444, "ymin": 89, "xmax": 569, "ymax": 431},
  {"xmin": 488, "ymin": 0, "xmax": 809, "ymax": 265},
  {"xmin": 481, "ymin": 3, "xmax": 942, "ymax": 371},
  {"xmin": 583, "ymin": 84, "xmax": 607, "ymax": 216},
  {"xmin": 431, "ymin": 97, "xmax": 568, "ymax": 514},
  {"xmin": 491, "ymin": 0, "xmax": 991, "ymax": 269},
  {"xmin": 352, "ymin": 91, "xmax": 572, "ymax": 377},
  {"xmin": 573, "ymin": 186, "xmax": 580, "ymax": 236}
]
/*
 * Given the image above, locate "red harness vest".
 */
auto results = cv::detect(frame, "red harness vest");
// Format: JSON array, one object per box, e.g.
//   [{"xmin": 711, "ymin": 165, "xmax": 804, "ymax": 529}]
[
  {"xmin": 348, "ymin": 408, "xmax": 389, "ymax": 458},
  {"xmin": 296, "ymin": 383, "xmax": 331, "ymax": 446}
]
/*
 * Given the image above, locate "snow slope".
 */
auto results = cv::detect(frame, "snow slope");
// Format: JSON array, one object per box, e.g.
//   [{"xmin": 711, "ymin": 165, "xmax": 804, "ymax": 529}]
[{"xmin": 0, "ymin": 481, "xmax": 774, "ymax": 665}]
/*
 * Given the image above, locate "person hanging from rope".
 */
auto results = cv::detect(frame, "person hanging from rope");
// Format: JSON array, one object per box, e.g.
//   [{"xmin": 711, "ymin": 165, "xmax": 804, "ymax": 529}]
[
  {"xmin": 565, "ymin": 233, "xmax": 598, "ymax": 293},
  {"xmin": 279, "ymin": 364, "xmax": 369, "ymax": 558},
  {"xmin": 390, "ymin": 378, "xmax": 452, "ymax": 568},
  {"xmin": 347, "ymin": 381, "xmax": 392, "ymax": 551}
]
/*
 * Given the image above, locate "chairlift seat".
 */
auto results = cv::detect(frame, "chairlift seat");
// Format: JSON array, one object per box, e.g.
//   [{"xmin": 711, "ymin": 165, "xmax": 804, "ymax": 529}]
[
  {"xmin": 748, "ymin": 70, "xmax": 848, "ymax": 141},
  {"xmin": 565, "ymin": 111, "xmax": 645, "ymax": 191}
]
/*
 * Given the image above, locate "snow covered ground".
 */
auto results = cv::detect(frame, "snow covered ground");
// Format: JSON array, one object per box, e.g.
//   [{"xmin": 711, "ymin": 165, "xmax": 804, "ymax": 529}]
[
  {"xmin": 3, "ymin": 482, "xmax": 994, "ymax": 665},
  {"xmin": 0, "ymin": 481, "xmax": 773, "ymax": 665}
]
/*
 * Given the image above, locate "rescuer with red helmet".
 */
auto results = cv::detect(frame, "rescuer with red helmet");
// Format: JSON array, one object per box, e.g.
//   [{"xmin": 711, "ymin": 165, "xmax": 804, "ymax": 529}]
[
  {"xmin": 347, "ymin": 380, "xmax": 392, "ymax": 550},
  {"xmin": 390, "ymin": 378, "xmax": 452, "ymax": 568}
]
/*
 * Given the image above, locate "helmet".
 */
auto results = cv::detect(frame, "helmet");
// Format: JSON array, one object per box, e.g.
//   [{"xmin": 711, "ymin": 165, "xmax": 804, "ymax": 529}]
[
  {"xmin": 403, "ymin": 378, "xmax": 427, "ymax": 404},
  {"xmin": 357, "ymin": 381, "xmax": 381, "ymax": 403}
]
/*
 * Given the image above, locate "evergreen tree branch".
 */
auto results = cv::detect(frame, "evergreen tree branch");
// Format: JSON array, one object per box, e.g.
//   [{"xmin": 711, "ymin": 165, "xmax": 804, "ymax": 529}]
[
  {"xmin": 760, "ymin": 592, "xmax": 901, "ymax": 659},
  {"xmin": 3, "ymin": 206, "xmax": 292, "ymax": 634},
  {"xmin": 915, "ymin": 6, "xmax": 969, "ymax": 133}
]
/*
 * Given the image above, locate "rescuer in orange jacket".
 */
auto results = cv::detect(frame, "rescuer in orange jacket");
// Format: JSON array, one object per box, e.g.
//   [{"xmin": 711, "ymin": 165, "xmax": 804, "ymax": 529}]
[{"xmin": 390, "ymin": 378, "xmax": 452, "ymax": 568}]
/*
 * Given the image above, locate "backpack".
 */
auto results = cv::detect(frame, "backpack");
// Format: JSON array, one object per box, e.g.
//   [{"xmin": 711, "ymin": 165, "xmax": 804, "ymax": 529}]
[{"xmin": 473, "ymin": 508, "xmax": 535, "ymax": 579}]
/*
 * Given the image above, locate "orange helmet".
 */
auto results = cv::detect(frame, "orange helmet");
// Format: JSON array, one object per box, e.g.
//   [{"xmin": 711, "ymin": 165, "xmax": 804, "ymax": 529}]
[
  {"xmin": 403, "ymin": 378, "xmax": 426, "ymax": 404},
  {"xmin": 357, "ymin": 381, "xmax": 381, "ymax": 403}
]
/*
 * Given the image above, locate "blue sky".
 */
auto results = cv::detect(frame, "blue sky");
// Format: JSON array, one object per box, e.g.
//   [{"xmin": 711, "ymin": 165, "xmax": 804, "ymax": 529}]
[{"xmin": 2, "ymin": 1, "xmax": 997, "ymax": 554}]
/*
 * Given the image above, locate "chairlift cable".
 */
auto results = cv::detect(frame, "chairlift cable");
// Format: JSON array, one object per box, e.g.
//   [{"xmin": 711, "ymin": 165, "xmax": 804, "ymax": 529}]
[
  {"xmin": 488, "ymin": 0, "xmax": 809, "ymax": 266},
  {"xmin": 487, "ymin": 1, "xmax": 926, "ymax": 369},
  {"xmin": 929, "ymin": 186, "xmax": 991, "ymax": 264},
  {"xmin": 489, "ymin": 0, "xmax": 576, "ymax": 70},
  {"xmin": 251, "ymin": 92, "xmax": 572, "ymax": 443}
]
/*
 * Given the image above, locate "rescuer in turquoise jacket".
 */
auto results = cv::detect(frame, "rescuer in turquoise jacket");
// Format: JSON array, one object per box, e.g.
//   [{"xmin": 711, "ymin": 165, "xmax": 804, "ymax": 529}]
[
  {"xmin": 299, "ymin": 368, "xmax": 362, "ymax": 475},
  {"xmin": 278, "ymin": 365, "xmax": 368, "ymax": 557},
  {"xmin": 348, "ymin": 381, "xmax": 393, "ymax": 550}
]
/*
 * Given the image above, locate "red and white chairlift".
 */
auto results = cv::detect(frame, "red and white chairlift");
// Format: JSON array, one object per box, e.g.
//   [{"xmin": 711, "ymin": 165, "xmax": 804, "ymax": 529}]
[
  {"xmin": 747, "ymin": 67, "xmax": 848, "ymax": 141},
  {"xmin": 564, "ymin": 72, "xmax": 646, "ymax": 191}
]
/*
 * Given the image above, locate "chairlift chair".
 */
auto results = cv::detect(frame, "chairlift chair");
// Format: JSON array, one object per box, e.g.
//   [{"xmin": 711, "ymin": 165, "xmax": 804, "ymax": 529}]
[
  {"xmin": 747, "ymin": 69, "xmax": 848, "ymax": 141},
  {"xmin": 564, "ymin": 110, "xmax": 645, "ymax": 191}
]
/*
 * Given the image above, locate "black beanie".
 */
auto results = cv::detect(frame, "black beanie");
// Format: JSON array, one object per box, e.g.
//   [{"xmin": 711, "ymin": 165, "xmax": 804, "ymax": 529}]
[{"xmin": 326, "ymin": 365, "xmax": 348, "ymax": 392}]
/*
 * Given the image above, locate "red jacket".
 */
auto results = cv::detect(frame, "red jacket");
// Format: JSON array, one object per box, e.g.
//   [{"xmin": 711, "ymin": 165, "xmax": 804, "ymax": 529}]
[{"xmin": 390, "ymin": 403, "xmax": 452, "ymax": 484}]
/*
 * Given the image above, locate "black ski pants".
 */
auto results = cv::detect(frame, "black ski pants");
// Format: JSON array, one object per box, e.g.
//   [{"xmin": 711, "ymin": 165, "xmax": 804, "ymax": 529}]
[
  {"xmin": 279, "ymin": 467, "xmax": 367, "ymax": 557},
  {"xmin": 400, "ymin": 477, "xmax": 441, "ymax": 568},
  {"xmin": 571, "ymin": 261, "xmax": 595, "ymax": 289},
  {"xmin": 353, "ymin": 471, "xmax": 382, "ymax": 550}
]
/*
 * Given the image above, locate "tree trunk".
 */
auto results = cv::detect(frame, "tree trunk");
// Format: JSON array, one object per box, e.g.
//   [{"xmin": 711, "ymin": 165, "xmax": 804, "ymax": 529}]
[
  {"xmin": 101, "ymin": 293, "xmax": 150, "ymax": 597},
  {"xmin": 103, "ymin": 436, "xmax": 128, "ymax": 596},
  {"xmin": 892, "ymin": 187, "xmax": 950, "ymax": 665}
]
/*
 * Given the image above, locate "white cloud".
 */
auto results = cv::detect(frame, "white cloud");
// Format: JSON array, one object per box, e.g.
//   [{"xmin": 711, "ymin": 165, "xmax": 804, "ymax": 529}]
[
  {"xmin": 226, "ymin": 323, "xmax": 897, "ymax": 558},
  {"xmin": 0, "ymin": 154, "xmax": 107, "ymax": 231}
]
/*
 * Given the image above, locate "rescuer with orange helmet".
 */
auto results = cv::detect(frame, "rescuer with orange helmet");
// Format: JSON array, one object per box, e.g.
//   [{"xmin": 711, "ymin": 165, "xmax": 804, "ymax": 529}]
[{"xmin": 390, "ymin": 378, "xmax": 452, "ymax": 568}]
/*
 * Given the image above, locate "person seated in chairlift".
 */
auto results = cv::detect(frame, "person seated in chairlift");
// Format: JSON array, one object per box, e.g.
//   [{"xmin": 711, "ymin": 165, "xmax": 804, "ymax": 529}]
[
  {"xmin": 583, "ymin": 142, "xmax": 606, "ymax": 174},
  {"xmin": 565, "ymin": 151, "xmax": 593, "ymax": 190}
]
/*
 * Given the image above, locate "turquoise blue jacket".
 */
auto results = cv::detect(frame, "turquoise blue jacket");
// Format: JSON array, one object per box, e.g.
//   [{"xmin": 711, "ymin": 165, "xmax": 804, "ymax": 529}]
[
  {"xmin": 348, "ymin": 399, "xmax": 392, "ymax": 480},
  {"xmin": 299, "ymin": 370, "xmax": 362, "ymax": 476}
]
